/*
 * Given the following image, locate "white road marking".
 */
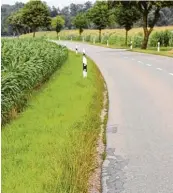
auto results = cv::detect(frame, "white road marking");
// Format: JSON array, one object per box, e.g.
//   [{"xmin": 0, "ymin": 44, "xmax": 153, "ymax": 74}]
[
  {"xmin": 138, "ymin": 61, "xmax": 143, "ymax": 63},
  {"xmin": 124, "ymin": 56, "xmax": 128, "ymax": 59},
  {"xmin": 132, "ymin": 58, "xmax": 134, "ymax": 60},
  {"xmin": 156, "ymin": 68, "xmax": 162, "ymax": 71},
  {"xmin": 146, "ymin": 64, "xmax": 152, "ymax": 67},
  {"xmin": 169, "ymin": 73, "xmax": 173, "ymax": 76}
]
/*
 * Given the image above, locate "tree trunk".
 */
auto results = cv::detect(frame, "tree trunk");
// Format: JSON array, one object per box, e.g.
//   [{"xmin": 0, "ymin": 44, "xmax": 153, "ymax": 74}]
[
  {"xmin": 79, "ymin": 28, "xmax": 83, "ymax": 36},
  {"xmin": 141, "ymin": 32, "xmax": 149, "ymax": 49},
  {"xmin": 141, "ymin": 28, "xmax": 152, "ymax": 49},
  {"xmin": 141, "ymin": 8, "xmax": 159, "ymax": 49},
  {"xmin": 99, "ymin": 29, "xmax": 101, "ymax": 43},
  {"xmin": 125, "ymin": 30, "xmax": 128, "ymax": 47},
  {"xmin": 33, "ymin": 29, "xmax": 36, "ymax": 37}
]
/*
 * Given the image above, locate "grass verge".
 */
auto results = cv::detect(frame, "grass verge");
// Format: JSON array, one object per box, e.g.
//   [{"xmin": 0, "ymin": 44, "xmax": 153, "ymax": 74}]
[
  {"xmin": 127, "ymin": 48, "xmax": 173, "ymax": 57},
  {"xmin": 2, "ymin": 51, "xmax": 105, "ymax": 193}
]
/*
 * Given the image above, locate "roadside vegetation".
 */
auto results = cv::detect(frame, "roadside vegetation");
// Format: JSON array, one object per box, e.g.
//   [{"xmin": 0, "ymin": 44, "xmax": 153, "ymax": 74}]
[
  {"xmin": 21, "ymin": 26, "xmax": 173, "ymax": 57},
  {"xmin": 2, "ymin": 46, "xmax": 105, "ymax": 192},
  {"xmin": 1, "ymin": 38, "xmax": 68, "ymax": 124}
]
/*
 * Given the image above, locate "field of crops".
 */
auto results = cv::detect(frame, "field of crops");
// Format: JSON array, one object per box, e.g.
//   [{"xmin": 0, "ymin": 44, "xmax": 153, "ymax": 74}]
[
  {"xmin": 1, "ymin": 38, "xmax": 68, "ymax": 124},
  {"xmin": 22, "ymin": 26, "xmax": 173, "ymax": 48}
]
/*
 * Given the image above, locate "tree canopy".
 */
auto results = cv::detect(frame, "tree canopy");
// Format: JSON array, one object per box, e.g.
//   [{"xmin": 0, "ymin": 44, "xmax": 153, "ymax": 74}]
[
  {"xmin": 51, "ymin": 15, "xmax": 65, "ymax": 37},
  {"xmin": 72, "ymin": 13, "xmax": 88, "ymax": 35},
  {"xmin": 87, "ymin": 1, "xmax": 114, "ymax": 42},
  {"xmin": 22, "ymin": 0, "xmax": 51, "ymax": 37},
  {"xmin": 114, "ymin": 3, "xmax": 141, "ymax": 46}
]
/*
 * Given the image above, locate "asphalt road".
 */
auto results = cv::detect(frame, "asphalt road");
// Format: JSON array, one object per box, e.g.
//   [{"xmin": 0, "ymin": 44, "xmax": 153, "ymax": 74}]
[{"xmin": 56, "ymin": 41, "xmax": 173, "ymax": 193}]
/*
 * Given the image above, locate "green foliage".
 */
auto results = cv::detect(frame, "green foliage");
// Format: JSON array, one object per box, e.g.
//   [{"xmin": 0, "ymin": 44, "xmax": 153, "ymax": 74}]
[
  {"xmin": 108, "ymin": 1, "xmax": 173, "ymax": 49},
  {"xmin": 150, "ymin": 30, "xmax": 173, "ymax": 47},
  {"xmin": 1, "ymin": 38, "xmax": 68, "ymax": 124},
  {"xmin": 1, "ymin": 3, "xmax": 25, "ymax": 36},
  {"xmin": 2, "ymin": 51, "xmax": 105, "ymax": 193},
  {"xmin": 136, "ymin": 1, "xmax": 173, "ymax": 49},
  {"xmin": 51, "ymin": 15, "xmax": 65, "ymax": 37},
  {"xmin": 7, "ymin": 10, "xmax": 24, "ymax": 35},
  {"xmin": 114, "ymin": 4, "xmax": 140, "ymax": 31},
  {"xmin": 22, "ymin": 0, "xmax": 51, "ymax": 37},
  {"xmin": 113, "ymin": 3, "xmax": 140, "ymax": 45},
  {"xmin": 87, "ymin": 1, "xmax": 113, "ymax": 41},
  {"xmin": 133, "ymin": 35, "xmax": 143, "ymax": 48},
  {"xmin": 72, "ymin": 13, "xmax": 88, "ymax": 35}
]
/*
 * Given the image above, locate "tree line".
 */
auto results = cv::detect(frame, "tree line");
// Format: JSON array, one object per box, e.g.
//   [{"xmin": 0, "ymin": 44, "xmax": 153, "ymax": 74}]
[
  {"xmin": 1, "ymin": 1, "xmax": 92, "ymax": 36},
  {"xmin": 1, "ymin": 0, "xmax": 173, "ymax": 49}
]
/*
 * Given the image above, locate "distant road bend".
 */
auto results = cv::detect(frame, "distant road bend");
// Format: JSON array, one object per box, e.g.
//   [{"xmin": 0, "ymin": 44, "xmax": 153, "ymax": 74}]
[{"xmin": 57, "ymin": 41, "xmax": 173, "ymax": 193}]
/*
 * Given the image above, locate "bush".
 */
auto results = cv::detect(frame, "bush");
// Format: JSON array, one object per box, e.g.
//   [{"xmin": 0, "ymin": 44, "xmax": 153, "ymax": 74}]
[
  {"xmin": 108, "ymin": 33, "xmax": 118, "ymax": 45},
  {"xmin": 101, "ymin": 34, "xmax": 109, "ymax": 44},
  {"xmin": 1, "ymin": 38, "xmax": 68, "ymax": 124},
  {"xmin": 85, "ymin": 34, "xmax": 91, "ymax": 42},
  {"xmin": 150, "ymin": 30, "xmax": 172, "ymax": 47},
  {"xmin": 133, "ymin": 35, "xmax": 143, "ymax": 48}
]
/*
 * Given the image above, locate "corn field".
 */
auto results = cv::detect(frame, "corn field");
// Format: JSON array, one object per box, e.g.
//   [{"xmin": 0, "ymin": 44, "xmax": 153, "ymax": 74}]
[{"xmin": 1, "ymin": 38, "xmax": 68, "ymax": 124}]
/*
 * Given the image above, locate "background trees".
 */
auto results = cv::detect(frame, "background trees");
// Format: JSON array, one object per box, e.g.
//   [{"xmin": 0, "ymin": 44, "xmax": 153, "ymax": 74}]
[
  {"xmin": 1, "ymin": 2, "xmax": 24, "ymax": 36},
  {"xmin": 51, "ymin": 16, "xmax": 65, "ymax": 38},
  {"xmin": 87, "ymin": 1, "xmax": 113, "ymax": 42},
  {"xmin": 136, "ymin": 1, "xmax": 173, "ymax": 49},
  {"xmin": 72, "ymin": 13, "xmax": 88, "ymax": 35},
  {"xmin": 1, "ymin": 0, "xmax": 173, "ymax": 49},
  {"xmin": 113, "ymin": 3, "xmax": 140, "ymax": 46},
  {"xmin": 22, "ymin": 0, "xmax": 51, "ymax": 37},
  {"xmin": 7, "ymin": 10, "xmax": 24, "ymax": 35},
  {"xmin": 109, "ymin": 1, "xmax": 173, "ymax": 49}
]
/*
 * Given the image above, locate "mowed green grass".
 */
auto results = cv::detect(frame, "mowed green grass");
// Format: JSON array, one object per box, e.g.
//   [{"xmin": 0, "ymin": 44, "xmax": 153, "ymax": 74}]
[
  {"xmin": 128, "ymin": 47, "xmax": 173, "ymax": 57},
  {"xmin": 2, "ymin": 51, "xmax": 105, "ymax": 193}
]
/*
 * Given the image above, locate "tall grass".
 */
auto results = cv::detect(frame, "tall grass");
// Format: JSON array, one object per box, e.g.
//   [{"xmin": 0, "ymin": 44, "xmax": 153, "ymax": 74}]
[
  {"xmin": 2, "ymin": 51, "xmax": 105, "ymax": 193},
  {"xmin": 22, "ymin": 26, "xmax": 173, "ymax": 48},
  {"xmin": 1, "ymin": 38, "xmax": 68, "ymax": 124}
]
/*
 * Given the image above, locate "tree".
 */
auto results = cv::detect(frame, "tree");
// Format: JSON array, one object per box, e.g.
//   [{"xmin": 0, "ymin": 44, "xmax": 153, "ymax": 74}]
[
  {"xmin": 109, "ymin": 1, "xmax": 173, "ymax": 49},
  {"xmin": 51, "ymin": 15, "xmax": 65, "ymax": 38},
  {"xmin": 7, "ymin": 10, "xmax": 25, "ymax": 35},
  {"xmin": 72, "ymin": 13, "xmax": 88, "ymax": 35},
  {"xmin": 83, "ymin": 1, "xmax": 92, "ymax": 12},
  {"xmin": 1, "ymin": 2, "xmax": 25, "ymax": 36},
  {"xmin": 70, "ymin": 3, "xmax": 83, "ymax": 17},
  {"xmin": 60, "ymin": 6, "xmax": 72, "ymax": 29},
  {"xmin": 136, "ymin": 1, "xmax": 173, "ymax": 49},
  {"xmin": 87, "ymin": 1, "xmax": 113, "ymax": 42},
  {"xmin": 50, "ymin": 6, "xmax": 59, "ymax": 17},
  {"xmin": 22, "ymin": 0, "xmax": 51, "ymax": 37},
  {"xmin": 114, "ymin": 3, "xmax": 140, "ymax": 46}
]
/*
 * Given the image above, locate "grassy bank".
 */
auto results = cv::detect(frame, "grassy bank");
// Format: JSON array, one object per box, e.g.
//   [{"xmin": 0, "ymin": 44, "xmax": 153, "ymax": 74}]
[
  {"xmin": 2, "ymin": 51, "xmax": 105, "ymax": 193},
  {"xmin": 128, "ymin": 47, "xmax": 173, "ymax": 57}
]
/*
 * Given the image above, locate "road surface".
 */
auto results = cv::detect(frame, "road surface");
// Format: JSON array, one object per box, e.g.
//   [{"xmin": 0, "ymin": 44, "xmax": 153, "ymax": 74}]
[{"xmin": 56, "ymin": 41, "xmax": 173, "ymax": 193}]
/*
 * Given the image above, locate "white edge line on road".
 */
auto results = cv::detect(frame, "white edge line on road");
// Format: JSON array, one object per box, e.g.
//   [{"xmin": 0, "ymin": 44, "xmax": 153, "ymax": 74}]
[
  {"xmin": 156, "ymin": 68, "xmax": 162, "ymax": 71},
  {"xmin": 146, "ymin": 64, "xmax": 152, "ymax": 67},
  {"xmin": 138, "ymin": 61, "xmax": 143, "ymax": 63},
  {"xmin": 169, "ymin": 73, "xmax": 173, "ymax": 76}
]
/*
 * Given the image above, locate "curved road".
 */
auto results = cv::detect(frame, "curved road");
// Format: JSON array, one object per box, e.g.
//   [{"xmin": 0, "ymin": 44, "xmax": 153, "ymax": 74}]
[{"xmin": 56, "ymin": 41, "xmax": 173, "ymax": 193}]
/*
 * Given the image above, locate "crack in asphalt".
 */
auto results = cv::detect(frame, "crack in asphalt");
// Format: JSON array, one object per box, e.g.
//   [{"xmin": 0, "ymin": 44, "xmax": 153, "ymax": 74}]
[{"xmin": 102, "ymin": 148, "xmax": 129, "ymax": 193}]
